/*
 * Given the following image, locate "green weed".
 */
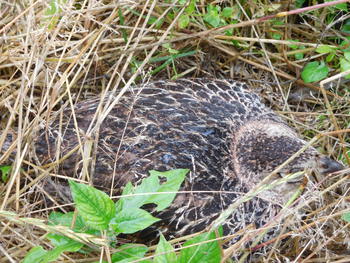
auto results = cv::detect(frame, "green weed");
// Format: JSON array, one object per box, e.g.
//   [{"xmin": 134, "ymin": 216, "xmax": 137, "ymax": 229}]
[{"xmin": 22, "ymin": 169, "xmax": 223, "ymax": 263}]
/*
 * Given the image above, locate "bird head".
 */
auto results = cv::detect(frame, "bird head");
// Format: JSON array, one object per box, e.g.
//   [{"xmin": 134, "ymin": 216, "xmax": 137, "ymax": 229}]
[{"xmin": 232, "ymin": 120, "xmax": 344, "ymax": 204}]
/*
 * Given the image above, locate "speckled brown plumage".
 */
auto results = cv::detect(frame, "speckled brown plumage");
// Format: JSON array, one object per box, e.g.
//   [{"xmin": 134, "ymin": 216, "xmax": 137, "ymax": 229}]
[{"xmin": 4, "ymin": 79, "xmax": 344, "ymax": 257}]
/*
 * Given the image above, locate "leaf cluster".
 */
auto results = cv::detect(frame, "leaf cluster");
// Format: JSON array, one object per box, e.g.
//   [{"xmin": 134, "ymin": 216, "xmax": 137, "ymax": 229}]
[{"xmin": 22, "ymin": 169, "xmax": 224, "ymax": 263}]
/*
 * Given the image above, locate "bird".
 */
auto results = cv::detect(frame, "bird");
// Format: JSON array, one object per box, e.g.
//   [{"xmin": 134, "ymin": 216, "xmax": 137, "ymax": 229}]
[{"xmin": 0, "ymin": 78, "xmax": 344, "ymax": 256}]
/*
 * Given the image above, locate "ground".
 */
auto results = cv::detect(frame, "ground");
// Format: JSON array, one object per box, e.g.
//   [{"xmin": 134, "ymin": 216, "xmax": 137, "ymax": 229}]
[{"xmin": 0, "ymin": 1, "xmax": 349, "ymax": 262}]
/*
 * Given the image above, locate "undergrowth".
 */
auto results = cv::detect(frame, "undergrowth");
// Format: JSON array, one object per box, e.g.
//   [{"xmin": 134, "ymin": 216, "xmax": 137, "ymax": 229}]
[
  {"xmin": 17, "ymin": 169, "xmax": 223, "ymax": 263},
  {"xmin": 1, "ymin": 0, "xmax": 350, "ymax": 262}
]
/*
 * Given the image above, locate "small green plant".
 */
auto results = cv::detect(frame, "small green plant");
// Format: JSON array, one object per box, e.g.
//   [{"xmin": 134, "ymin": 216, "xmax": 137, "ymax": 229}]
[
  {"xmin": 42, "ymin": 0, "xmax": 67, "ymax": 29},
  {"xmin": 288, "ymin": 40, "xmax": 306, "ymax": 60},
  {"xmin": 22, "ymin": 169, "xmax": 223, "ymax": 262},
  {"xmin": 177, "ymin": 0, "xmax": 198, "ymax": 29},
  {"xmin": 301, "ymin": 37, "xmax": 350, "ymax": 83},
  {"xmin": 341, "ymin": 212, "xmax": 350, "ymax": 223},
  {"xmin": 301, "ymin": 61, "xmax": 330, "ymax": 83},
  {"xmin": 0, "ymin": 165, "xmax": 11, "ymax": 182},
  {"xmin": 203, "ymin": 4, "xmax": 238, "ymax": 28}
]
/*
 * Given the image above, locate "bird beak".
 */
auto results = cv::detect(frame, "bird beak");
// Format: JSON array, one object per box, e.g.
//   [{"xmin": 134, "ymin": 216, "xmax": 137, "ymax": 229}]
[{"xmin": 319, "ymin": 156, "xmax": 345, "ymax": 175}]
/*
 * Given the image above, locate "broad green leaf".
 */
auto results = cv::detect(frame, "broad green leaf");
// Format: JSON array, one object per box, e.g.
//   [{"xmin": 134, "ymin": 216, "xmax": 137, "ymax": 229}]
[
  {"xmin": 344, "ymin": 51, "xmax": 350, "ymax": 61},
  {"xmin": 341, "ymin": 19, "xmax": 350, "ymax": 34},
  {"xmin": 340, "ymin": 57, "xmax": 350, "ymax": 79},
  {"xmin": 341, "ymin": 212, "xmax": 350, "ymax": 222},
  {"xmin": 272, "ymin": 32, "xmax": 282, "ymax": 40},
  {"xmin": 179, "ymin": 229, "xmax": 222, "ymax": 263},
  {"xmin": 112, "ymin": 244, "xmax": 149, "ymax": 263},
  {"xmin": 125, "ymin": 169, "xmax": 188, "ymax": 212},
  {"xmin": 22, "ymin": 246, "xmax": 46, "ymax": 263},
  {"xmin": 204, "ymin": 5, "xmax": 221, "ymax": 28},
  {"xmin": 334, "ymin": 2, "xmax": 348, "ymax": 11},
  {"xmin": 288, "ymin": 42, "xmax": 299, "ymax": 50},
  {"xmin": 178, "ymin": 14, "xmax": 190, "ymax": 29},
  {"xmin": 147, "ymin": 16, "xmax": 163, "ymax": 28},
  {"xmin": 111, "ymin": 207, "xmax": 159, "ymax": 234},
  {"xmin": 326, "ymin": 52, "xmax": 335, "ymax": 62},
  {"xmin": 41, "ymin": 242, "xmax": 83, "ymax": 263},
  {"xmin": 301, "ymin": 61, "xmax": 329, "ymax": 83},
  {"xmin": 294, "ymin": 52, "xmax": 304, "ymax": 60},
  {"xmin": 111, "ymin": 169, "xmax": 187, "ymax": 234},
  {"xmin": 0, "ymin": 165, "xmax": 11, "ymax": 182},
  {"xmin": 22, "ymin": 241, "xmax": 82, "ymax": 263},
  {"xmin": 315, "ymin": 45, "xmax": 335, "ymax": 54},
  {"xmin": 69, "ymin": 180, "xmax": 116, "ymax": 230},
  {"xmin": 47, "ymin": 211, "xmax": 97, "ymax": 249},
  {"xmin": 46, "ymin": 233, "xmax": 84, "ymax": 250},
  {"xmin": 146, "ymin": 169, "xmax": 188, "ymax": 211},
  {"xmin": 295, "ymin": 0, "xmax": 306, "ymax": 8},
  {"xmin": 154, "ymin": 234, "xmax": 177, "ymax": 263},
  {"xmin": 46, "ymin": 241, "xmax": 83, "ymax": 258},
  {"xmin": 185, "ymin": 0, "xmax": 196, "ymax": 15},
  {"xmin": 221, "ymin": 7, "xmax": 233, "ymax": 18},
  {"xmin": 48, "ymin": 212, "xmax": 86, "ymax": 231}
]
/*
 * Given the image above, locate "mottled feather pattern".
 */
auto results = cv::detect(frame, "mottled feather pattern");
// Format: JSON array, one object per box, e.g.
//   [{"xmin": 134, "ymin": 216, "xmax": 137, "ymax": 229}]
[{"xmin": 31, "ymin": 78, "xmax": 343, "ymax": 251}]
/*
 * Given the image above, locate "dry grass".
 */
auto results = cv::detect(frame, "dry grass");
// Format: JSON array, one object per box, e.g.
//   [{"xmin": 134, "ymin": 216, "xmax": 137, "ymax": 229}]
[{"xmin": 0, "ymin": 0, "xmax": 349, "ymax": 262}]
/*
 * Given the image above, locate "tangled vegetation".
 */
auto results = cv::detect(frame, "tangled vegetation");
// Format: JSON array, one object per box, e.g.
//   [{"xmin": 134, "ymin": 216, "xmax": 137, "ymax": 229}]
[{"xmin": 0, "ymin": 0, "xmax": 350, "ymax": 262}]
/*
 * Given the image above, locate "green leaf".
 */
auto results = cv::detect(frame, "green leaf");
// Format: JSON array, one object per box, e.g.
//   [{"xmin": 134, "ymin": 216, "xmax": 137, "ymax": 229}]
[
  {"xmin": 43, "ymin": 0, "xmax": 66, "ymax": 29},
  {"xmin": 315, "ymin": 45, "xmax": 335, "ymax": 54},
  {"xmin": 178, "ymin": 14, "xmax": 190, "ymax": 29},
  {"xmin": 295, "ymin": 0, "xmax": 306, "ymax": 8},
  {"xmin": 47, "ymin": 211, "xmax": 97, "ymax": 248},
  {"xmin": 185, "ymin": 0, "xmax": 196, "ymax": 15},
  {"xmin": 179, "ymin": 229, "xmax": 222, "ymax": 263},
  {"xmin": 22, "ymin": 241, "xmax": 83, "ymax": 263},
  {"xmin": 334, "ymin": 2, "xmax": 348, "ymax": 11},
  {"xmin": 272, "ymin": 32, "xmax": 282, "ymax": 40},
  {"xmin": 344, "ymin": 51, "xmax": 350, "ymax": 61},
  {"xmin": 301, "ymin": 61, "xmax": 329, "ymax": 83},
  {"xmin": 22, "ymin": 246, "xmax": 47, "ymax": 263},
  {"xmin": 288, "ymin": 40, "xmax": 304, "ymax": 60},
  {"xmin": 43, "ymin": 242, "xmax": 83, "ymax": 262},
  {"xmin": 221, "ymin": 7, "xmax": 233, "ymax": 18},
  {"xmin": 147, "ymin": 16, "xmax": 164, "ymax": 28},
  {"xmin": 111, "ymin": 207, "xmax": 159, "ymax": 234},
  {"xmin": 154, "ymin": 234, "xmax": 177, "ymax": 263},
  {"xmin": 340, "ymin": 57, "xmax": 350, "ymax": 79},
  {"xmin": 147, "ymin": 169, "xmax": 188, "ymax": 211},
  {"xmin": 341, "ymin": 212, "xmax": 350, "ymax": 222},
  {"xmin": 128, "ymin": 169, "xmax": 188, "ymax": 212},
  {"xmin": 47, "ymin": 233, "xmax": 78, "ymax": 247},
  {"xmin": 294, "ymin": 52, "xmax": 304, "ymax": 60},
  {"xmin": 326, "ymin": 52, "xmax": 336, "ymax": 63},
  {"xmin": 0, "ymin": 165, "xmax": 11, "ymax": 182},
  {"xmin": 111, "ymin": 169, "xmax": 187, "ymax": 234},
  {"xmin": 341, "ymin": 19, "xmax": 350, "ymax": 34},
  {"xmin": 48, "ymin": 212, "xmax": 86, "ymax": 231},
  {"xmin": 69, "ymin": 180, "xmax": 116, "ymax": 230},
  {"xmin": 118, "ymin": 9, "xmax": 128, "ymax": 43},
  {"xmin": 340, "ymin": 38, "xmax": 350, "ymax": 52},
  {"xmin": 204, "ymin": 5, "xmax": 221, "ymax": 28},
  {"xmin": 288, "ymin": 42, "xmax": 299, "ymax": 50},
  {"xmin": 112, "ymin": 244, "xmax": 149, "ymax": 263}
]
